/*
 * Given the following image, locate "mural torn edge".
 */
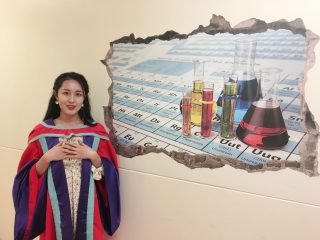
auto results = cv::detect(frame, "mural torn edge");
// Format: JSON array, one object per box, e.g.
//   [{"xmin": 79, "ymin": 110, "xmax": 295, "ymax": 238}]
[{"xmin": 102, "ymin": 14, "xmax": 319, "ymax": 176}]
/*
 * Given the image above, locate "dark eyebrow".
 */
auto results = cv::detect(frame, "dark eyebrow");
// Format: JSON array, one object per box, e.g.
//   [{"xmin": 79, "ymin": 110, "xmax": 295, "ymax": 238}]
[{"xmin": 61, "ymin": 89, "xmax": 83, "ymax": 93}]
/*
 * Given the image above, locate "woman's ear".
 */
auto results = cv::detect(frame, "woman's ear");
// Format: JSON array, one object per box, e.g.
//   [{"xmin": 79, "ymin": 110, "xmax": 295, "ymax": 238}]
[{"xmin": 53, "ymin": 90, "xmax": 58, "ymax": 100}]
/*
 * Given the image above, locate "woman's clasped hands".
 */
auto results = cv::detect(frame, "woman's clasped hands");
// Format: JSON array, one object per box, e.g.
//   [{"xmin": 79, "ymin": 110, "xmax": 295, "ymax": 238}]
[{"xmin": 43, "ymin": 139, "xmax": 100, "ymax": 164}]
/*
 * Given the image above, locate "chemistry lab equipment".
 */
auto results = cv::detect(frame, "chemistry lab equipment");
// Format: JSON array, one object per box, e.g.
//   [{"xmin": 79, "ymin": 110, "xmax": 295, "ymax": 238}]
[
  {"xmin": 216, "ymin": 38, "xmax": 259, "ymax": 123},
  {"xmin": 191, "ymin": 60, "xmax": 204, "ymax": 126},
  {"xmin": 182, "ymin": 94, "xmax": 192, "ymax": 137},
  {"xmin": 236, "ymin": 68, "xmax": 289, "ymax": 149},
  {"xmin": 231, "ymin": 38, "xmax": 259, "ymax": 106},
  {"xmin": 220, "ymin": 76, "xmax": 237, "ymax": 138},
  {"xmin": 201, "ymin": 82, "xmax": 214, "ymax": 137}
]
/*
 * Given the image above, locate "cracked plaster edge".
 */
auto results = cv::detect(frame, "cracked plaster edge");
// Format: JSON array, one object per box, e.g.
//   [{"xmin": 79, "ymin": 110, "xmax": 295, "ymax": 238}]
[
  {"xmin": 297, "ymin": 30, "xmax": 320, "ymax": 176},
  {"xmin": 102, "ymin": 15, "xmax": 319, "ymax": 176}
]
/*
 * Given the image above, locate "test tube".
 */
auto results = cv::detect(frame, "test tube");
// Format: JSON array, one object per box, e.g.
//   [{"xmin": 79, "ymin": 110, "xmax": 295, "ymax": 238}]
[
  {"xmin": 201, "ymin": 82, "xmax": 214, "ymax": 137},
  {"xmin": 220, "ymin": 79, "xmax": 237, "ymax": 138},
  {"xmin": 182, "ymin": 94, "xmax": 192, "ymax": 137},
  {"xmin": 191, "ymin": 60, "xmax": 205, "ymax": 126}
]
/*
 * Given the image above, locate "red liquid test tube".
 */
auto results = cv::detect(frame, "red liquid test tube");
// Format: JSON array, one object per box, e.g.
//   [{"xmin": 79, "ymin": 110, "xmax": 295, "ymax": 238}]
[
  {"xmin": 182, "ymin": 95, "xmax": 192, "ymax": 136},
  {"xmin": 201, "ymin": 83, "xmax": 214, "ymax": 137}
]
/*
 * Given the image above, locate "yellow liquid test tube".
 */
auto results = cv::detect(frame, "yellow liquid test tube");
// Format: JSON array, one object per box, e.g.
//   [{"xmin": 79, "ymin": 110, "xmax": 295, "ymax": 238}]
[{"xmin": 191, "ymin": 80, "xmax": 203, "ymax": 126}]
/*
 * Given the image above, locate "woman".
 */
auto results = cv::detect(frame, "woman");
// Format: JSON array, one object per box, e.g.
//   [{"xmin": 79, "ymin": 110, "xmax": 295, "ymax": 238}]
[{"xmin": 13, "ymin": 72, "xmax": 120, "ymax": 240}]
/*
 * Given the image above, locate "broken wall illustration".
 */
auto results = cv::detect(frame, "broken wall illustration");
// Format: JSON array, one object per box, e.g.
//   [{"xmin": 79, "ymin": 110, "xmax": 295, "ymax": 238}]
[{"xmin": 102, "ymin": 15, "xmax": 319, "ymax": 176}]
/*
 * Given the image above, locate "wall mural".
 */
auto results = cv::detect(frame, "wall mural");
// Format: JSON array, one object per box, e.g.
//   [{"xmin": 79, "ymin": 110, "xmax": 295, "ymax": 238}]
[{"xmin": 102, "ymin": 15, "xmax": 319, "ymax": 176}]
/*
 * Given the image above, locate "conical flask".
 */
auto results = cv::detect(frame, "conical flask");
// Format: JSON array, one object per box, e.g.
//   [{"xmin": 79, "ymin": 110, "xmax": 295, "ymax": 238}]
[{"xmin": 236, "ymin": 68, "xmax": 289, "ymax": 149}]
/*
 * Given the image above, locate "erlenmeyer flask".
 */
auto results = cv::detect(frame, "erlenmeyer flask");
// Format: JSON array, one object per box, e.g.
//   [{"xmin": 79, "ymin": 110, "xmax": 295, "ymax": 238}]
[{"xmin": 236, "ymin": 68, "xmax": 289, "ymax": 149}]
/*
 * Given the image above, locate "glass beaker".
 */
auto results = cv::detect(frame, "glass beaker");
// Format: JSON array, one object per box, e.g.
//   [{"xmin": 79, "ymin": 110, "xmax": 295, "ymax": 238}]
[
  {"xmin": 191, "ymin": 60, "xmax": 204, "ymax": 126},
  {"xmin": 220, "ymin": 76, "xmax": 237, "ymax": 138},
  {"xmin": 236, "ymin": 68, "xmax": 289, "ymax": 149},
  {"xmin": 216, "ymin": 38, "xmax": 258, "ymax": 124},
  {"xmin": 231, "ymin": 38, "xmax": 259, "ymax": 104},
  {"xmin": 201, "ymin": 82, "xmax": 214, "ymax": 137}
]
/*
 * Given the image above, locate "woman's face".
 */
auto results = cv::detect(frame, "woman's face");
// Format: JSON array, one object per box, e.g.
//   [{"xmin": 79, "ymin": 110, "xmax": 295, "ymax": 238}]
[{"xmin": 55, "ymin": 79, "xmax": 85, "ymax": 118}]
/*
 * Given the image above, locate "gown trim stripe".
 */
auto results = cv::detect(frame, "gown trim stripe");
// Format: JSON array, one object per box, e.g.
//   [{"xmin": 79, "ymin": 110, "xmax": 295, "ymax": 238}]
[{"xmin": 29, "ymin": 133, "xmax": 109, "ymax": 144}]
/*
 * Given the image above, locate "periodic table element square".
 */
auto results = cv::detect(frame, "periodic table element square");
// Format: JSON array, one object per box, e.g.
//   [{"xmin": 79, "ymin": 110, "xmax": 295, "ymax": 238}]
[
  {"xmin": 112, "ymin": 103, "xmax": 122, "ymax": 110},
  {"xmin": 118, "ymin": 108, "xmax": 151, "ymax": 126},
  {"xmin": 113, "ymin": 123, "xmax": 128, "ymax": 135},
  {"xmin": 238, "ymin": 147, "xmax": 290, "ymax": 165},
  {"xmin": 175, "ymin": 113, "xmax": 183, "ymax": 122},
  {"xmin": 112, "ymin": 91, "xmax": 126, "ymax": 105},
  {"xmin": 140, "ymin": 86, "xmax": 169, "ymax": 99},
  {"xmin": 113, "ymin": 105, "xmax": 135, "ymax": 120},
  {"xmin": 135, "ymin": 78, "xmax": 159, "ymax": 88},
  {"xmin": 119, "ymin": 82, "xmax": 149, "ymax": 95},
  {"xmin": 157, "ymin": 90, "xmax": 183, "ymax": 104},
  {"xmin": 151, "ymin": 78, "xmax": 177, "ymax": 90},
  {"xmin": 136, "ymin": 85, "xmax": 155, "ymax": 94},
  {"xmin": 174, "ymin": 83, "xmax": 193, "ymax": 93},
  {"xmin": 129, "ymin": 59, "xmax": 194, "ymax": 77},
  {"xmin": 130, "ymin": 95, "xmax": 153, "ymax": 108},
  {"xmin": 119, "ymin": 93, "xmax": 143, "ymax": 108},
  {"xmin": 113, "ymin": 75, "xmax": 136, "ymax": 84},
  {"xmin": 278, "ymin": 95, "xmax": 296, "ymax": 111},
  {"xmin": 203, "ymin": 136, "xmax": 247, "ymax": 158},
  {"xmin": 137, "ymin": 136, "xmax": 169, "ymax": 149},
  {"xmin": 284, "ymin": 97, "xmax": 301, "ymax": 113},
  {"xmin": 120, "ymin": 76, "xmax": 145, "ymax": 86},
  {"xmin": 293, "ymin": 133, "xmax": 307, "ymax": 155},
  {"xmin": 117, "ymin": 129, "xmax": 146, "ymax": 146},
  {"xmin": 277, "ymin": 83, "xmax": 299, "ymax": 98},
  {"xmin": 176, "ymin": 126, "xmax": 217, "ymax": 150},
  {"xmin": 138, "ymin": 99, "xmax": 170, "ymax": 114},
  {"xmin": 136, "ymin": 114, "xmax": 171, "ymax": 132},
  {"xmin": 154, "ymin": 119, "xmax": 184, "ymax": 140},
  {"xmin": 164, "ymin": 145, "xmax": 198, "ymax": 155},
  {"xmin": 280, "ymin": 74, "xmax": 300, "ymax": 85},
  {"xmin": 155, "ymin": 102, "xmax": 181, "ymax": 119},
  {"xmin": 282, "ymin": 111, "xmax": 306, "ymax": 133},
  {"xmin": 287, "ymin": 153, "xmax": 300, "ymax": 161},
  {"xmin": 280, "ymin": 130, "xmax": 305, "ymax": 153},
  {"xmin": 113, "ymin": 81, "xmax": 127, "ymax": 92},
  {"xmin": 211, "ymin": 115, "xmax": 222, "ymax": 132}
]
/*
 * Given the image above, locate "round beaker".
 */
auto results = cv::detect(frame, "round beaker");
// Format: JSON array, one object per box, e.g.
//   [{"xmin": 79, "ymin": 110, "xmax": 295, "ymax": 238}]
[
  {"xmin": 231, "ymin": 38, "xmax": 258, "ymax": 102},
  {"xmin": 236, "ymin": 68, "xmax": 289, "ymax": 149}
]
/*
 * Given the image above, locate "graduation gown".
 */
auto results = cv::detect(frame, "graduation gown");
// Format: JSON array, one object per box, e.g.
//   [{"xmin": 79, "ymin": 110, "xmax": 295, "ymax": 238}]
[{"xmin": 12, "ymin": 119, "xmax": 121, "ymax": 240}]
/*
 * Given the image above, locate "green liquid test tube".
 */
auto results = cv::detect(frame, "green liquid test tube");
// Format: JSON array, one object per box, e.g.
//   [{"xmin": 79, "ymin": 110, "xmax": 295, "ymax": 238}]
[{"xmin": 220, "ymin": 82, "xmax": 237, "ymax": 138}]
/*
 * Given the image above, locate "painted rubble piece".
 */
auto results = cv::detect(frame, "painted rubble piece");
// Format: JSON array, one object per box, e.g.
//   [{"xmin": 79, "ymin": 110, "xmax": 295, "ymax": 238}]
[{"xmin": 102, "ymin": 14, "xmax": 319, "ymax": 176}]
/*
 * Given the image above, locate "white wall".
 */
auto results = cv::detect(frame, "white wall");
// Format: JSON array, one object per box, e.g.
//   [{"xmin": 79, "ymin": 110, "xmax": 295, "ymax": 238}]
[{"xmin": 1, "ymin": 0, "xmax": 320, "ymax": 239}]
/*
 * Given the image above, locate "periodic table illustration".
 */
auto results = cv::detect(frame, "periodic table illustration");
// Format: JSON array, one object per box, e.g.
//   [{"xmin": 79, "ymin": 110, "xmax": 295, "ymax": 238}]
[{"xmin": 105, "ymin": 28, "xmax": 317, "ymax": 174}]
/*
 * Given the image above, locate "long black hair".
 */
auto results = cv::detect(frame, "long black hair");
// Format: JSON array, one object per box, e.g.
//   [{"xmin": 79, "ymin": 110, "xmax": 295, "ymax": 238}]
[{"xmin": 43, "ymin": 72, "xmax": 96, "ymax": 126}]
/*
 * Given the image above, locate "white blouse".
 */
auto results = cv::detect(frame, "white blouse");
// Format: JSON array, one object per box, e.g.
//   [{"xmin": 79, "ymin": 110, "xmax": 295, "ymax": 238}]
[{"xmin": 60, "ymin": 137, "xmax": 104, "ymax": 235}]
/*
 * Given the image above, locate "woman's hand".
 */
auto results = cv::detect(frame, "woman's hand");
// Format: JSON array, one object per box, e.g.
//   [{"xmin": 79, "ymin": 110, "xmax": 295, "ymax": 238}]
[
  {"xmin": 63, "ymin": 139, "xmax": 102, "ymax": 167},
  {"xmin": 36, "ymin": 141, "xmax": 67, "ymax": 176},
  {"xmin": 42, "ymin": 141, "xmax": 68, "ymax": 163}
]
